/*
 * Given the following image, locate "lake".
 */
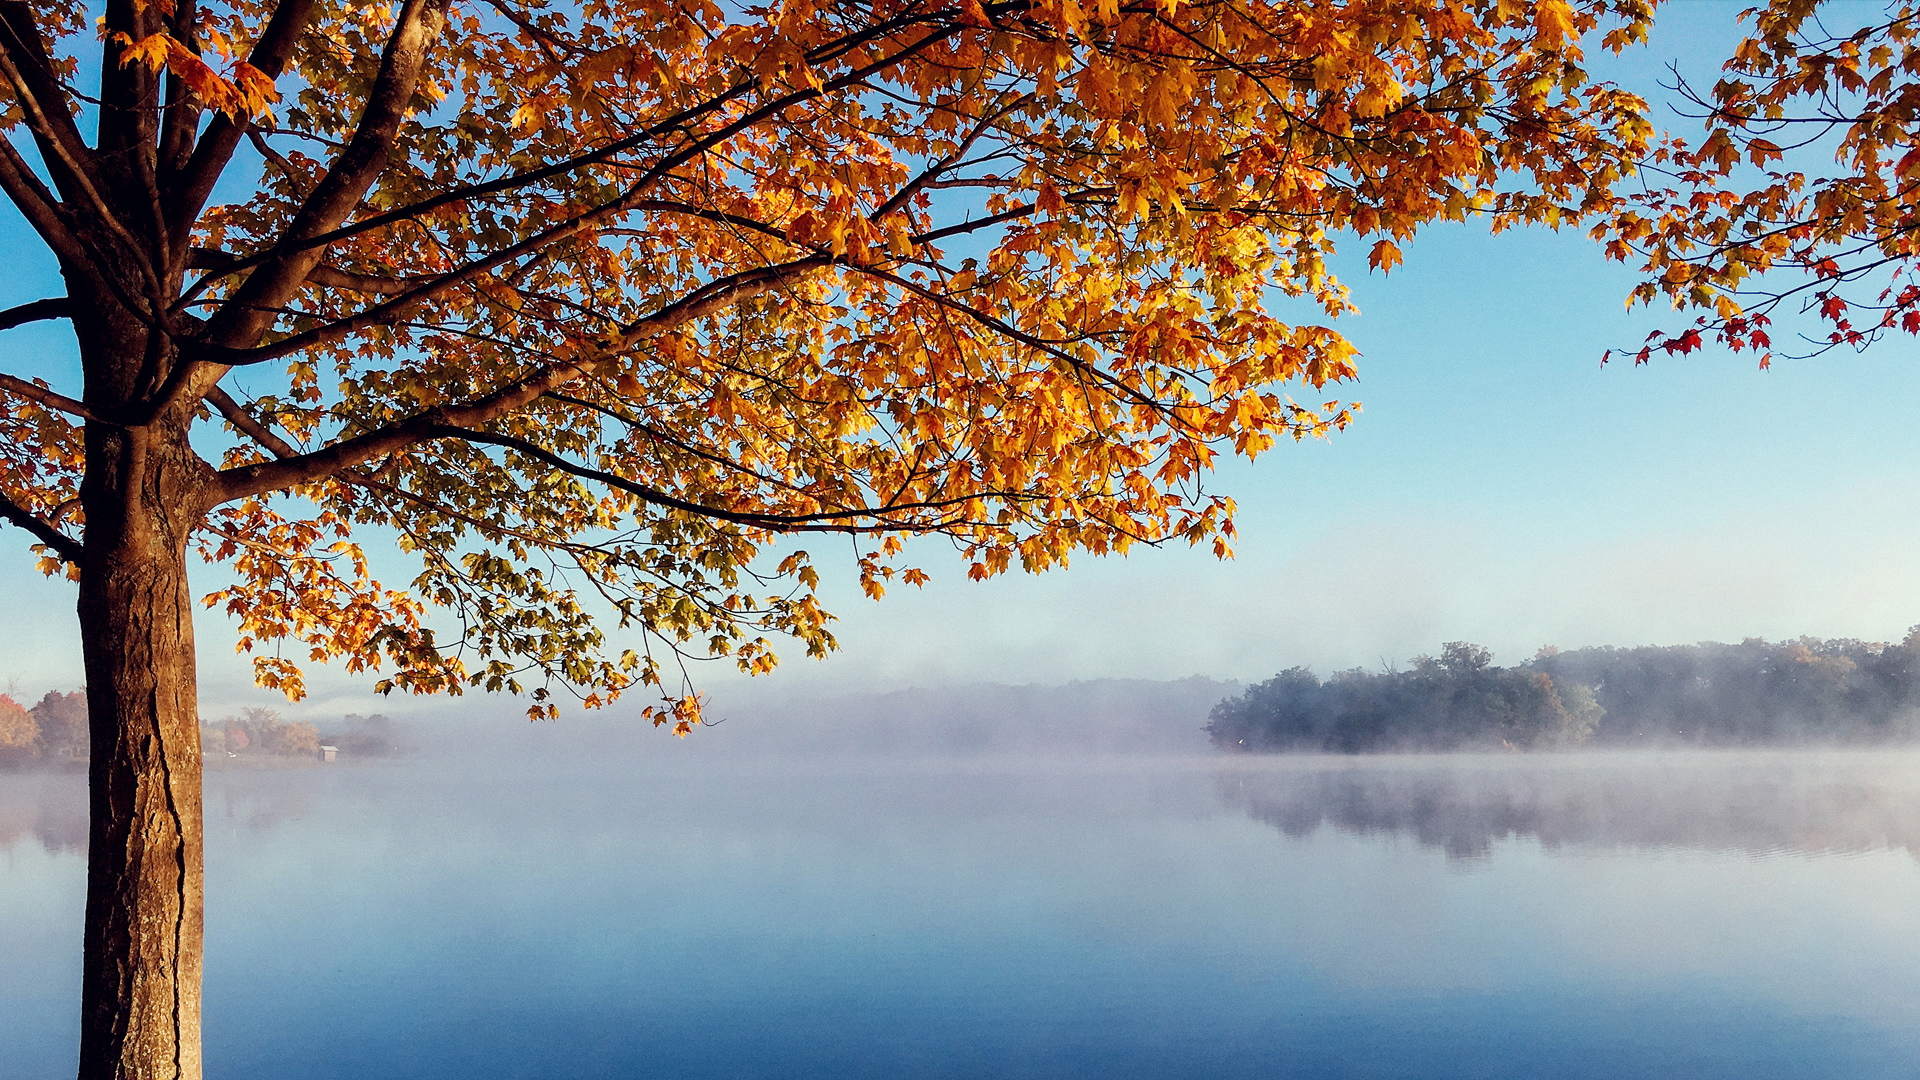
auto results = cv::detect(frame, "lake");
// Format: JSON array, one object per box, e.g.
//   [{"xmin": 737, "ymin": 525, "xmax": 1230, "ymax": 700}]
[{"xmin": 6, "ymin": 749, "xmax": 1920, "ymax": 1078}]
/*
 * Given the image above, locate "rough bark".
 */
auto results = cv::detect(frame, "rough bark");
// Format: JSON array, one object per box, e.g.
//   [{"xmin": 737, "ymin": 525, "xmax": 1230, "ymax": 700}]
[{"xmin": 74, "ymin": 413, "xmax": 207, "ymax": 1080}]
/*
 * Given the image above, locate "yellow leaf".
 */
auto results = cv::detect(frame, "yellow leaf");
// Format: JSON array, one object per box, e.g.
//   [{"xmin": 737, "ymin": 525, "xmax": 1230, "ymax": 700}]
[
  {"xmin": 117, "ymin": 33, "xmax": 171, "ymax": 70},
  {"xmin": 1534, "ymin": 0, "xmax": 1574, "ymax": 51}
]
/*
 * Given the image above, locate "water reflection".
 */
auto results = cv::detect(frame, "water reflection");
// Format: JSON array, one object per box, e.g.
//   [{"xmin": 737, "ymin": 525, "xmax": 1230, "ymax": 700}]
[
  {"xmin": 10, "ymin": 751, "xmax": 1920, "ymax": 1080},
  {"xmin": 0, "ymin": 770, "xmax": 85, "ymax": 855},
  {"xmin": 1217, "ymin": 751, "xmax": 1920, "ymax": 860},
  {"xmin": 15, "ymin": 751, "xmax": 1920, "ymax": 865},
  {"xmin": 0, "ymin": 766, "xmax": 322, "ymax": 857}
]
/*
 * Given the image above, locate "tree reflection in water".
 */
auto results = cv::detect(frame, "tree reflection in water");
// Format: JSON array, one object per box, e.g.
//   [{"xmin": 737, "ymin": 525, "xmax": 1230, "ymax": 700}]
[
  {"xmin": 0, "ymin": 768, "xmax": 313, "ymax": 857},
  {"xmin": 1216, "ymin": 752, "xmax": 1920, "ymax": 861}
]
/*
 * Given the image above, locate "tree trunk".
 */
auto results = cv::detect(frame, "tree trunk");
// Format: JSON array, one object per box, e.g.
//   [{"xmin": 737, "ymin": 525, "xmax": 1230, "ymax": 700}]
[{"xmin": 75, "ymin": 420, "xmax": 206, "ymax": 1080}]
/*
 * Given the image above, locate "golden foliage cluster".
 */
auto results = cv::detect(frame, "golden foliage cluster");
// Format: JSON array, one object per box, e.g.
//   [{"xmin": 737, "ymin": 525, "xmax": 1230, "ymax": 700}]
[{"xmin": 0, "ymin": 0, "xmax": 1656, "ymax": 725}]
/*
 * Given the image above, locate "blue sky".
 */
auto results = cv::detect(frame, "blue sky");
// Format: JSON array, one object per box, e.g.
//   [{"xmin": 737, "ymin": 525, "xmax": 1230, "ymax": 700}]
[{"xmin": 8, "ymin": 3, "xmax": 1920, "ymax": 717}]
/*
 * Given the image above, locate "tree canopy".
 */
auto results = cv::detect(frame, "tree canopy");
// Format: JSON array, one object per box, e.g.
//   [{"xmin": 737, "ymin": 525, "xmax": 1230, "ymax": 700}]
[{"xmin": 0, "ymin": 0, "xmax": 1656, "ymax": 727}]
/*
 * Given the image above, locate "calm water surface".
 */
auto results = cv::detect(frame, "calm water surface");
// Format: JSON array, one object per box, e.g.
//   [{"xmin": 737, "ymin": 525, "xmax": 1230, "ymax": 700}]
[{"xmin": 6, "ymin": 749, "xmax": 1920, "ymax": 1078}]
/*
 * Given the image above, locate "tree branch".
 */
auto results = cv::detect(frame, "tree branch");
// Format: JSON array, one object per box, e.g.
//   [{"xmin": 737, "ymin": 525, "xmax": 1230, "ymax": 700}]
[
  {"xmin": 0, "ymin": 488, "xmax": 83, "ymax": 563},
  {"xmin": 854, "ymin": 263, "xmax": 1170, "ymax": 416},
  {"xmin": 204, "ymin": 195, "xmax": 758, "ymax": 366},
  {"xmin": 0, "ymin": 296, "xmax": 73, "ymax": 332},
  {"xmin": 424, "ymin": 425, "xmax": 818, "ymax": 530},
  {"xmin": 431, "ymin": 424, "xmax": 1015, "ymax": 532},
  {"xmin": 197, "ymin": 20, "xmax": 991, "ymax": 374},
  {"xmin": 204, "ymin": 386, "xmax": 300, "ymax": 458},
  {"xmin": 0, "ymin": 371, "xmax": 98, "ymax": 421},
  {"xmin": 211, "ymin": 254, "xmax": 832, "ymax": 502},
  {"xmin": 190, "ymin": 247, "xmax": 425, "ymax": 297},
  {"xmin": 156, "ymin": 0, "xmax": 205, "ymax": 182},
  {"xmin": 872, "ymin": 94, "xmax": 1028, "ymax": 220},
  {"xmin": 0, "ymin": 131, "xmax": 91, "ymax": 268},
  {"xmin": 168, "ymin": 0, "xmax": 320, "ymax": 253},
  {"xmin": 201, "ymin": 0, "xmax": 451, "ymax": 349},
  {"xmin": 97, "ymin": 0, "xmax": 165, "ymax": 231},
  {"xmin": 0, "ymin": 36, "xmax": 164, "ymax": 306},
  {"xmin": 542, "ymin": 389, "xmax": 820, "ymax": 498},
  {"xmin": 0, "ymin": 3, "xmax": 113, "ymax": 212},
  {"xmin": 175, "ymin": 2, "xmax": 1003, "ymax": 310}
]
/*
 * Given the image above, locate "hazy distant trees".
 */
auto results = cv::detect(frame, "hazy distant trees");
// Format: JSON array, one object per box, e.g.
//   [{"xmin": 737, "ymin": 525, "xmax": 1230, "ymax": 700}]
[
  {"xmin": 30, "ymin": 692, "xmax": 87, "ymax": 761},
  {"xmin": 1210, "ymin": 643, "xmax": 1602, "ymax": 753},
  {"xmin": 0, "ymin": 691, "xmax": 91, "ymax": 766},
  {"xmin": 0, "ymin": 696, "xmax": 37, "ymax": 764},
  {"xmin": 204, "ymin": 707, "xmax": 321, "ymax": 759},
  {"xmin": 202, "ymin": 707, "xmax": 412, "ymax": 760},
  {"xmin": 1213, "ymin": 631, "xmax": 1920, "ymax": 752},
  {"xmin": 1529, "ymin": 631, "xmax": 1920, "ymax": 745},
  {"xmin": 0, "ymin": 691, "xmax": 409, "ymax": 767},
  {"xmin": 321, "ymin": 714, "xmax": 409, "ymax": 759}
]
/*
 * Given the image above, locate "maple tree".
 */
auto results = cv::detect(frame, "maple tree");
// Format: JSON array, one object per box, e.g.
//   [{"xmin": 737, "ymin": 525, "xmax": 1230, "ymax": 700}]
[
  {"xmin": 1600, "ymin": 1, "xmax": 1920, "ymax": 365},
  {"xmin": 0, "ymin": 0, "xmax": 1657, "ymax": 1076}
]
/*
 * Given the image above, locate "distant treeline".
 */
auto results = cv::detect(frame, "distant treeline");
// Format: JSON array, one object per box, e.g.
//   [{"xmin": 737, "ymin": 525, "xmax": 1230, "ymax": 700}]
[
  {"xmin": 1209, "ymin": 632, "xmax": 1920, "ymax": 752},
  {"xmin": 0, "ymin": 693, "xmax": 408, "ymax": 766},
  {"xmin": 0, "ymin": 692, "xmax": 86, "ymax": 765}
]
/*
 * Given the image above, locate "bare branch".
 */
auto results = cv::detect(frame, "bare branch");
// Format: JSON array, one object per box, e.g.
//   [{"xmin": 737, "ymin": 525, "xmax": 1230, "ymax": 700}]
[
  {"xmin": 0, "ymin": 3, "xmax": 113, "ymax": 211},
  {"xmin": 0, "ymin": 25, "xmax": 165, "ymax": 304},
  {"xmin": 204, "ymin": 386, "xmax": 300, "ymax": 458},
  {"xmin": 873, "ymin": 94, "xmax": 1030, "ymax": 220},
  {"xmin": 0, "ymin": 131, "xmax": 90, "ymax": 267},
  {"xmin": 0, "ymin": 296, "xmax": 72, "ymax": 332}
]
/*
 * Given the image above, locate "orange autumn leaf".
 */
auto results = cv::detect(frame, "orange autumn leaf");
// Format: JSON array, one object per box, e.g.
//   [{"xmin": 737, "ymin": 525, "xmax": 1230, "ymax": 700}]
[{"xmin": 1534, "ymin": 0, "xmax": 1577, "ymax": 51}]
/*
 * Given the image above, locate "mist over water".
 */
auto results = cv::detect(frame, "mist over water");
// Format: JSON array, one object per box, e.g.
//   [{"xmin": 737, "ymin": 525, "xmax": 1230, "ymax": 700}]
[{"xmin": 7, "ymin": 736, "xmax": 1920, "ymax": 1079}]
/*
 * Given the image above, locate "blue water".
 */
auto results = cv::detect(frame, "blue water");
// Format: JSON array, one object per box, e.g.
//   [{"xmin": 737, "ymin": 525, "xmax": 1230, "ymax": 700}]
[{"xmin": 6, "ymin": 750, "xmax": 1920, "ymax": 1078}]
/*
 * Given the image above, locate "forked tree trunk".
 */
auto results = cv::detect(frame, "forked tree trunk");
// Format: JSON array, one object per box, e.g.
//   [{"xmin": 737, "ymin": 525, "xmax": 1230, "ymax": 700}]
[{"xmin": 75, "ymin": 419, "xmax": 207, "ymax": 1080}]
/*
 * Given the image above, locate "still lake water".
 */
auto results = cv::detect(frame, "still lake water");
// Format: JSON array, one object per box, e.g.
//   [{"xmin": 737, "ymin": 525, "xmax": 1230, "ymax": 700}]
[{"xmin": 6, "ymin": 749, "xmax": 1920, "ymax": 1078}]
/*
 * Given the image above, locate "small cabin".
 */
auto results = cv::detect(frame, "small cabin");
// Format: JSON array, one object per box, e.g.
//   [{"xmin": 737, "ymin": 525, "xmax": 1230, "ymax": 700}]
[{"xmin": 318, "ymin": 745, "xmax": 339, "ymax": 764}]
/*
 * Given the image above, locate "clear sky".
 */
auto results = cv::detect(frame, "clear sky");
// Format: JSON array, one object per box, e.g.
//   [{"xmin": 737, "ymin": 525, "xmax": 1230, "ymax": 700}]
[{"xmin": 7, "ymin": 3, "xmax": 1920, "ymax": 718}]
